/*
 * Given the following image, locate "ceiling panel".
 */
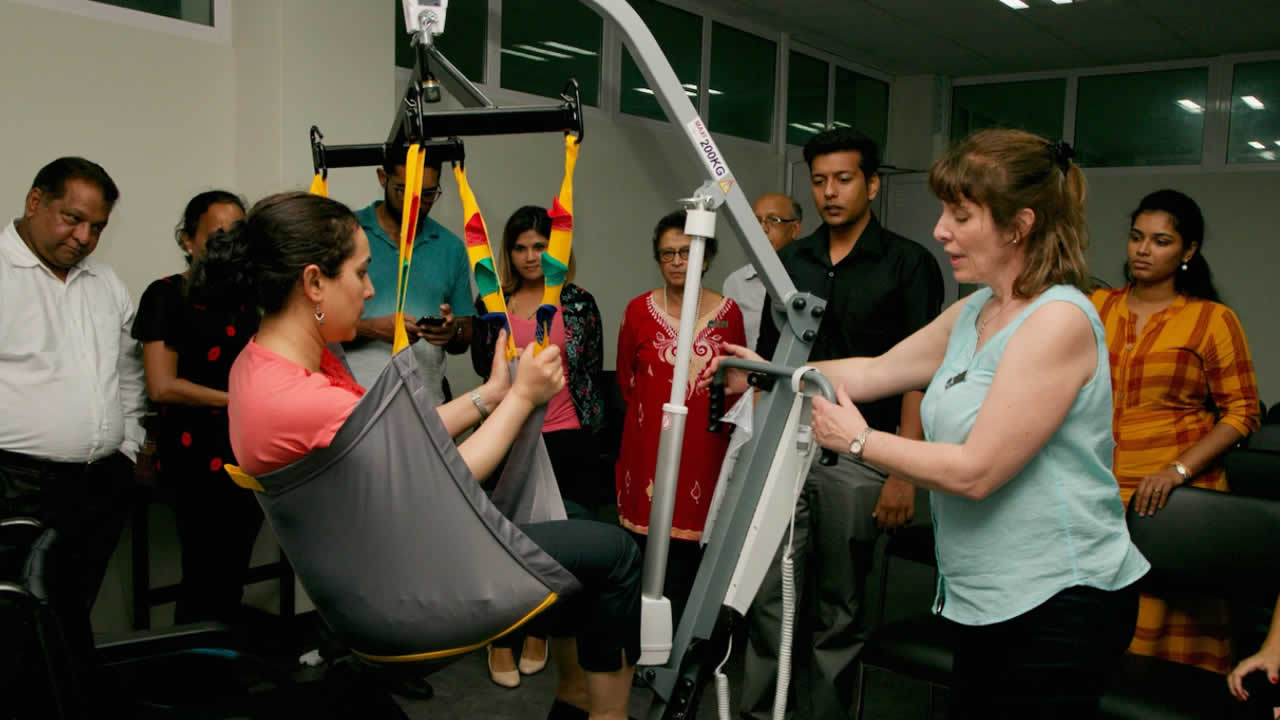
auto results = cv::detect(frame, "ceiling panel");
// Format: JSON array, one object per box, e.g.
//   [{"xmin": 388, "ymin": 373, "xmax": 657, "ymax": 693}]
[{"xmin": 690, "ymin": 0, "xmax": 1280, "ymax": 77}]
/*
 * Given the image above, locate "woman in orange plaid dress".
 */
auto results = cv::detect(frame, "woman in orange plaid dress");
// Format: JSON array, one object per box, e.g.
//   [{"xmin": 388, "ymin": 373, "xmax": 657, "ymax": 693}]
[{"xmin": 1092, "ymin": 189, "xmax": 1261, "ymax": 673}]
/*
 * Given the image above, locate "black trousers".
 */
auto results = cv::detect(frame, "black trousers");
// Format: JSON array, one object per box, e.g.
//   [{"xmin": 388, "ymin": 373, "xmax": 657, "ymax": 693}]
[
  {"xmin": 173, "ymin": 470, "xmax": 263, "ymax": 624},
  {"xmin": 947, "ymin": 583, "xmax": 1140, "ymax": 720},
  {"xmin": 1240, "ymin": 672, "xmax": 1280, "ymax": 720},
  {"xmin": 0, "ymin": 449, "xmax": 133, "ymax": 661},
  {"xmin": 520, "ymin": 520, "xmax": 642, "ymax": 672}
]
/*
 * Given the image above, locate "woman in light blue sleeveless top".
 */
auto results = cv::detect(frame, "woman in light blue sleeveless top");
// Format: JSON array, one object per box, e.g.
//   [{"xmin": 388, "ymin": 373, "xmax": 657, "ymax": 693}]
[{"xmin": 710, "ymin": 130, "xmax": 1148, "ymax": 719}]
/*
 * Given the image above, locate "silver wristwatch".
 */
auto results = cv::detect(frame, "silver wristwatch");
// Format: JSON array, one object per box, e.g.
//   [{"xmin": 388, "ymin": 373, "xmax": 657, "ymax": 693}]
[{"xmin": 848, "ymin": 427, "xmax": 873, "ymax": 461}]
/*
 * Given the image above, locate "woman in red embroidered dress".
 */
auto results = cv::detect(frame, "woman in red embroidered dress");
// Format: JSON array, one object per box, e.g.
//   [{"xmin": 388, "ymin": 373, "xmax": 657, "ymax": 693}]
[{"xmin": 614, "ymin": 210, "xmax": 745, "ymax": 623}]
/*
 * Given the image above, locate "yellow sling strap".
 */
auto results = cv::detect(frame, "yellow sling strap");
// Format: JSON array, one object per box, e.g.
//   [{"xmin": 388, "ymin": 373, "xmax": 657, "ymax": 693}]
[
  {"xmin": 391, "ymin": 144, "xmax": 428, "ymax": 354},
  {"xmin": 534, "ymin": 135, "xmax": 579, "ymax": 352},
  {"xmin": 456, "ymin": 162, "xmax": 518, "ymax": 361},
  {"xmin": 458, "ymin": 135, "xmax": 580, "ymax": 359}
]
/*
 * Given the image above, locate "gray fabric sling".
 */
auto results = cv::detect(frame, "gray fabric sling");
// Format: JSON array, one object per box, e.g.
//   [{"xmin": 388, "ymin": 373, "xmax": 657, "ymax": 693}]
[{"xmin": 233, "ymin": 348, "xmax": 579, "ymax": 661}]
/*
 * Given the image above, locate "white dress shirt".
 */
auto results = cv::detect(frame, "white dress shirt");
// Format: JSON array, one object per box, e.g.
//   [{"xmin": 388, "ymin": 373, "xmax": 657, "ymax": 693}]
[
  {"xmin": 722, "ymin": 263, "xmax": 767, "ymax": 351},
  {"xmin": 0, "ymin": 219, "xmax": 145, "ymax": 462}
]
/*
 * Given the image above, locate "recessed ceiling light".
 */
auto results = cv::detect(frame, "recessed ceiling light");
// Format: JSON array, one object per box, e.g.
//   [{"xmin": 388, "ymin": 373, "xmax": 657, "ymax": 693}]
[
  {"xmin": 999, "ymin": 0, "xmax": 1029, "ymax": 7},
  {"xmin": 1248, "ymin": 140, "xmax": 1266, "ymax": 150},
  {"xmin": 515, "ymin": 43, "xmax": 571, "ymax": 59},
  {"xmin": 540, "ymin": 40, "xmax": 597, "ymax": 57},
  {"xmin": 1242, "ymin": 95, "xmax": 1265, "ymax": 110},
  {"xmin": 1176, "ymin": 99, "xmax": 1204, "ymax": 114},
  {"xmin": 500, "ymin": 48, "xmax": 546, "ymax": 62}
]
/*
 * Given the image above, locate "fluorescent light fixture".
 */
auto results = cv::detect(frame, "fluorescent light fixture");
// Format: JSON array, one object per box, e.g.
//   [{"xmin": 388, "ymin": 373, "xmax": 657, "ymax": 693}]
[
  {"xmin": 516, "ymin": 43, "xmax": 571, "ymax": 59},
  {"xmin": 540, "ymin": 40, "xmax": 597, "ymax": 56},
  {"xmin": 1248, "ymin": 140, "xmax": 1266, "ymax": 150},
  {"xmin": 1242, "ymin": 95, "xmax": 1265, "ymax": 110},
  {"xmin": 789, "ymin": 123, "xmax": 820, "ymax": 134},
  {"xmin": 501, "ymin": 48, "xmax": 546, "ymax": 62},
  {"xmin": 833, "ymin": 121, "xmax": 852, "ymax": 128},
  {"xmin": 1176, "ymin": 99, "xmax": 1204, "ymax": 114},
  {"xmin": 708, "ymin": 88, "xmax": 723, "ymax": 96},
  {"xmin": 682, "ymin": 83, "xmax": 697, "ymax": 90},
  {"xmin": 1274, "ymin": 140, "xmax": 1280, "ymax": 147},
  {"xmin": 1050, "ymin": 0, "xmax": 1072, "ymax": 4},
  {"xmin": 999, "ymin": 0, "xmax": 1029, "ymax": 8},
  {"xmin": 1261, "ymin": 150, "xmax": 1277, "ymax": 161},
  {"xmin": 684, "ymin": 89, "xmax": 696, "ymax": 97},
  {"xmin": 810, "ymin": 122, "xmax": 827, "ymax": 129},
  {"xmin": 633, "ymin": 87, "xmax": 655, "ymax": 95}
]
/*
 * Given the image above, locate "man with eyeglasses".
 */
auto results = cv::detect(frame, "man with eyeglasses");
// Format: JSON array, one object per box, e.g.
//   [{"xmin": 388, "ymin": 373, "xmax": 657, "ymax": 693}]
[
  {"xmin": 722, "ymin": 193, "xmax": 803, "ymax": 349},
  {"xmin": 742, "ymin": 129, "xmax": 944, "ymax": 720},
  {"xmin": 345, "ymin": 154, "xmax": 475, "ymax": 406}
]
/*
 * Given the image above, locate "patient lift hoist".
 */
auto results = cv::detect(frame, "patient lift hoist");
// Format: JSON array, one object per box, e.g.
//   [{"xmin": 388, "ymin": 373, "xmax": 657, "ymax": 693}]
[{"xmin": 308, "ymin": 2, "xmax": 842, "ymax": 717}]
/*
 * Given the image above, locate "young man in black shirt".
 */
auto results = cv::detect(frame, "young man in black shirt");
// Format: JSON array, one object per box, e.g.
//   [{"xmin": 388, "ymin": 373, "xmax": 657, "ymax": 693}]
[{"xmin": 742, "ymin": 129, "xmax": 944, "ymax": 720}]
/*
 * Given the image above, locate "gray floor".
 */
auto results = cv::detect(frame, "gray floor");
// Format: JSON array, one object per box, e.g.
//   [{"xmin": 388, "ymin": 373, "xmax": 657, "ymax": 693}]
[
  {"xmin": 394, "ymin": 640, "xmax": 947, "ymax": 720},
  {"xmin": 92, "ymin": 503, "xmax": 946, "ymax": 719},
  {"xmin": 387, "ymin": 538, "xmax": 946, "ymax": 720}
]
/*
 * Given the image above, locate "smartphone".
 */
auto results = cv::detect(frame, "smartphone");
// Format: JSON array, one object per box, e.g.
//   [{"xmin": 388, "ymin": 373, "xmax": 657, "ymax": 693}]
[{"xmin": 418, "ymin": 315, "xmax": 446, "ymax": 327}]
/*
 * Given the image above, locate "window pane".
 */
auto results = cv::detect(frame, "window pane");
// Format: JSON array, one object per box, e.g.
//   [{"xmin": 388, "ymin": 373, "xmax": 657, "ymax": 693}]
[
  {"xmin": 500, "ymin": 0, "xmax": 601, "ymax": 106},
  {"xmin": 620, "ymin": 0, "xmax": 701, "ymax": 122},
  {"xmin": 708, "ymin": 23, "xmax": 776, "ymax": 143},
  {"xmin": 1075, "ymin": 68, "xmax": 1207, "ymax": 167},
  {"xmin": 395, "ymin": 0, "xmax": 486, "ymax": 83},
  {"xmin": 951, "ymin": 79, "xmax": 1065, "ymax": 143},
  {"xmin": 1228, "ymin": 60, "xmax": 1280, "ymax": 165},
  {"xmin": 90, "ymin": 0, "xmax": 212, "ymax": 25},
  {"xmin": 833, "ymin": 67, "xmax": 889, "ymax": 153},
  {"xmin": 786, "ymin": 52, "xmax": 827, "ymax": 146}
]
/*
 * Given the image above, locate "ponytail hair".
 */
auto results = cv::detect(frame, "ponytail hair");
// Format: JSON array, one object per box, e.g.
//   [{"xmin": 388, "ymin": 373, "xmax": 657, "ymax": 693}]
[
  {"xmin": 930, "ymin": 129, "xmax": 1091, "ymax": 297},
  {"xmin": 189, "ymin": 191, "xmax": 359, "ymax": 314},
  {"xmin": 1122, "ymin": 189, "xmax": 1221, "ymax": 304}
]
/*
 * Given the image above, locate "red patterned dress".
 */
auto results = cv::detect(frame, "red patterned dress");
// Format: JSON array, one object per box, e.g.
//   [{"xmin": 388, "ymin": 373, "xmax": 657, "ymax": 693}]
[{"xmin": 614, "ymin": 291, "xmax": 745, "ymax": 542}]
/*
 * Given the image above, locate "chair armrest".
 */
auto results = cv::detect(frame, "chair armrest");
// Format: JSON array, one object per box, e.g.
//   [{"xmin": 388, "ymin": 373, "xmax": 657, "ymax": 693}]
[{"xmin": 95, "ymin": 621, "xmax": 236, "ymax": 666}]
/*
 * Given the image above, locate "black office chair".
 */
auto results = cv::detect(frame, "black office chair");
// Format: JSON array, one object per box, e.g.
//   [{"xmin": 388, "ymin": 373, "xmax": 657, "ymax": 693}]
[
  {"xmin": 853, "ymin": 523, "xmax": 953, "ymax": 720},
  {"xmin": 1226, "ymin": 427, "xmax": 1280, "ymax": 501},
  {"xmin": 0, "ymin": 515, "xmax": 408, "ymax": 719},
  {"xmin": 1101, "ymin": 487, "xmax": 1280, "ymax": 720}
]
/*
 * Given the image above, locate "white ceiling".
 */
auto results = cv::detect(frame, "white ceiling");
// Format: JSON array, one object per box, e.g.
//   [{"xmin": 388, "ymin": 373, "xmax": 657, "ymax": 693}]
[{"xmin": 696, "ymin": 0, "xmax": 1280, "ymax": 77}]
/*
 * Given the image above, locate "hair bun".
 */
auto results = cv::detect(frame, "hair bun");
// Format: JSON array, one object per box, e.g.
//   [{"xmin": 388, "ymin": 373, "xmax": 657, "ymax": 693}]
[{"xmin": 1047, "ymin": 140, "xmax": 1074, "ymax": 173}]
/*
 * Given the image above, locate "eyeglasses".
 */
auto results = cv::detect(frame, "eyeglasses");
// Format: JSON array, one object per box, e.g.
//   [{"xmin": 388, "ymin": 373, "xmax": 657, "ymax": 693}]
[
  {"xmin": 757, "ymin": 215, "xmax": 798, "ymax": 228},
  {"xmin": 656, "ymin": 248, "xmax": 691, "ymax": 263},
  {"xmin": 391, "ymin": 184, "xmax": 444, "ymax": 200}
]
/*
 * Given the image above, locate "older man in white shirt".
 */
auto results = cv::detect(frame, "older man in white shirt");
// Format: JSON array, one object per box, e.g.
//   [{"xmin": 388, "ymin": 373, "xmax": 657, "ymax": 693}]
[
  {"xmin": 721, "ymin": 192, "xmax": 803, "ymax": 350},
  {"xmin": 0, "ymin": 157, "xmax": 144, "ymax": 671}
]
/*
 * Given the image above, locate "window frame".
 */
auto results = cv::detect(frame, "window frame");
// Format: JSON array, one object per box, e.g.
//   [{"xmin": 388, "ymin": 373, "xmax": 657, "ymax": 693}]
[
  {"xmin": 12, "ymin": 0, "xmax": 231, "ymax": 44},
  {"xmin": 951, "ymin": 50, "xmax": 1280, "ymax": 174}
]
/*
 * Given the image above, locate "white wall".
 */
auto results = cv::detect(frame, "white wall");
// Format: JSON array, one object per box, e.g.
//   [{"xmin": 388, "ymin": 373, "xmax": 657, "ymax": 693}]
[{"xmin": 0, "ymin": 0, "xmax": 237, "ymax": 295}]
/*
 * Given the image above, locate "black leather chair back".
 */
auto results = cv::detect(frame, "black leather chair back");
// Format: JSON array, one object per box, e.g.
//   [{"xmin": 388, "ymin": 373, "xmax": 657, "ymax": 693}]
[{"xmin": 1125, "ymin": 486, "xmax": 1280, "ymax": 599}]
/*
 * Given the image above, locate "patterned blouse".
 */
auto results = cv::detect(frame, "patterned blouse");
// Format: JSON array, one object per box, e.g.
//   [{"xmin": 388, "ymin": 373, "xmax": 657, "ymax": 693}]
[
  {"xmin": 471, "ymin": 283, "xmax": 605, "ymax": 433},
  {"xmin": 1091, "ymin": 288, "xmax": 1261, "ymax": 497}
]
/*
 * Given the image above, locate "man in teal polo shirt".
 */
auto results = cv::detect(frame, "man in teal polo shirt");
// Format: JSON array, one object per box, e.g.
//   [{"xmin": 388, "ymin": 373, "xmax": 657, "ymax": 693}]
[{"xmin": 346, "ymin": 154, "xmax": 474, "ymax": 401}]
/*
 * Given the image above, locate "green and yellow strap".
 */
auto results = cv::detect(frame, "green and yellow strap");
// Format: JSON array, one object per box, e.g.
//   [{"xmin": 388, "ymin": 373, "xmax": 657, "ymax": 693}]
[{"xmin": 457, "ymin": 134, "xmax": 580, "ymax": 360}]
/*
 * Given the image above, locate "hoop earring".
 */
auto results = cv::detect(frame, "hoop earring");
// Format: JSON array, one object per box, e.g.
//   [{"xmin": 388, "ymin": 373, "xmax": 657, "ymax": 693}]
[{"xmin": 314, "ymin": 305, "xmax": 325, "ymax": 325}]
